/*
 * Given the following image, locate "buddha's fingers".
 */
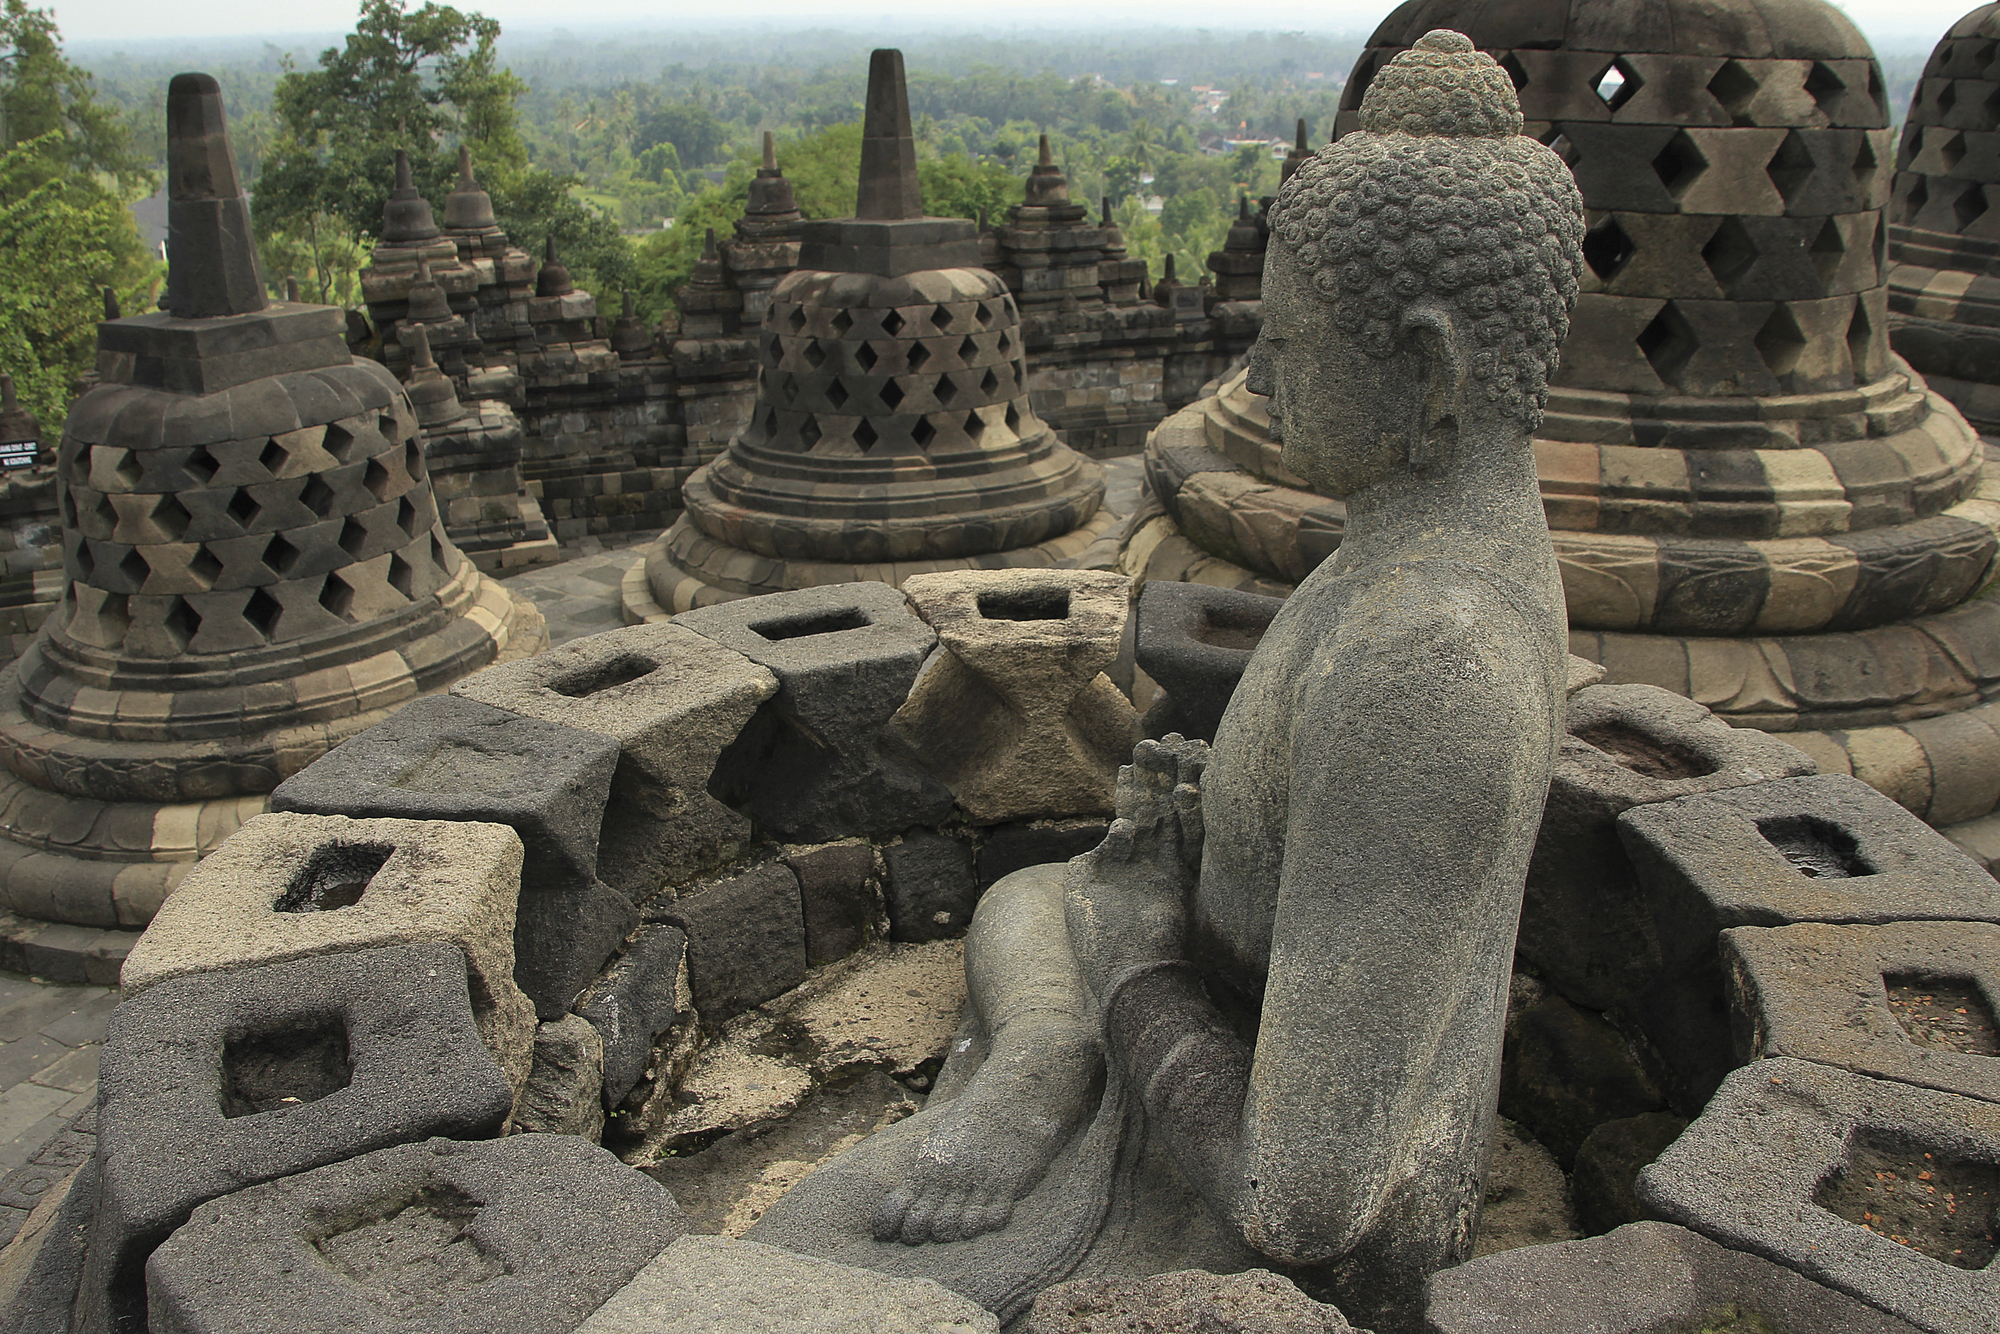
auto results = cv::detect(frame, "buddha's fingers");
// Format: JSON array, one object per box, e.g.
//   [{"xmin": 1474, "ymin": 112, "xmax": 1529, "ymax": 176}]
[{"xmin": 872, "ymin": 1188, "xmax": 915, "ymax": 1244}]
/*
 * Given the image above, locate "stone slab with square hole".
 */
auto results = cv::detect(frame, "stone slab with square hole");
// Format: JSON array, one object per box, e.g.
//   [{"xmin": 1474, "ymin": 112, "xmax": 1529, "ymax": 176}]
[
  {"xmin": 679, "ymin": 582, "xmax": 952, "ymax": 842},
  {"xmin": 1724, "ymin": 920, "xmax": 2000, "ymax": 1104},
  {"xmin": 145, "ymin": 1134, "xmax": 685, "ymax": 1334},
  {"xmin": 1424, "ymin": 1219, "xmax": 1924, "ymax": 1334},
  {"xmin": 1133, "ymin": 580, "xmax": 1283, "ymax": 745},
  {"xmin": 1639, "ymin": 1057, "xmax": 2000, "ymax": 1334},
  {"xmin": 892, "ymin": 569, "xmax": 1136, "ymax": 824},
  {"xmin": 1523, "ymin": 684, "xmax": 1816, "ymax": 1012},
  {"xmin": 270, "ymin": 694, "xmax": 629, "ymax": 1018},
  {"xmin": 451, "ymin": 623, "xmax": 775, "ymax": 900},
  {"xmin": 118, "ymin": 812, "xmax": 536, "ymax": 1098},
  {"xmin": 74, "ymin": 942, "xmax": 512, "ymax": 1334}
]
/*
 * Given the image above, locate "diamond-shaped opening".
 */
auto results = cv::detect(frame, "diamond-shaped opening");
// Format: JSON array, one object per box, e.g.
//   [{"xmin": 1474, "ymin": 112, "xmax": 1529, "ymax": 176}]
[
  {"xmin": 1582, "ymin": 215, "xmax": 1637, "ymax": 280},
  {"xmin": 405, "ymin": 439, "xmax": 425, "ymax": 481},
  {"xmin": 387, "ymin": 554, "xmax": 414, "ymax": 601},
  {"xmin": 1701, "ymin": 216, "xmax": 1759, "ymax": 295},
  {"xmin": 73, "ymin": 539, "xmax": 92, "ymax": 578},
  {"xmin": 1903, "ymin": 175, "xmax": 1931, "ymax": 224},
  {"xmin": 1956, "ymin": 181, "xmax": 1989, "ymax": 233},
  {"xmin": 301, "ymin": 476, "xmax": 336, "ymax": 519},
  {"xmin": 912, "ymin": 417, "xmax": 937, "ymax": 450},
  {"xmin": 1652, "ymin": 130, "xmax": 1708, "ymax": 200},
  {"xmin": 958, "ymin": 334, "xmax": 979, "ymax": 362},
  {"xmin": 1005, "ymin": 402, "xmax": 1021, "ymax": 433},
  {"xmin": 112, "ymin": 449, "xmax": 141, "ymax": 488},
  {"xmin": 853, "ymin": 419, "xmax": 879, "ymax": 453},
  {"xmin": 244, "ymin": 586, "xmax": 282, "ymax": 639},
  {"xmin": 825, "ymin": 379, "xmax": 850, "ymax": 409},
  {"xmin": 1848, "ymin": 299, "xmax": 1874, "ymax": 377},
  {"xmin": 763, "ymin": 337, "xmax": 783, "ymax": 369},
  {"xmin": 1804, "ymin": 61, "xmax": 1846, "ymax": 115},
  {"xmin": 881, "ymin": 309, "xmax": 905, "ymax": 337},
  {"xmin": 931, "ymin": 303, "xmax": 953, "ymax": 333},
  {"xmin": 1755, "ymin": 303, "xmax": 1809, "ymax": 378},
  {"xmin": 1854, "ymin": 134, "xmax": 1879, "ymax": 197},
  {"xmin": 779, "ymin": 373, "xmax": 799, "ymax": 400},
  {"xmin": 1810, "ymin": 218, "xmax": 1847, "ymax": 291},
  {"xmin": 163, "ymin": 596, "xmax": 200, "ymax": 651},
  {"xmin": 855, "ymin": 343, "xmax": 878, "ymax": 372},
  {"xmin": 1498, "ymin": 51, "xmax": 1528, "ymax": 91},
  {"xmin": 1708, "ymin": 59, "xmax": 1759, "ymax": 125},
  {"xmin": 119, "ymin": 548, "xmax": 149, "ymax": 590},
  {"xmin": 227, "ymin": 488, "xmax": 260, "ymax": 529},
  {"xmin": 398, "ymin": 497, "xmax": 420, "ymax": 537},
  {"xmin": 936, "ymin": 375, "xmax": 959, "ymax": 406},
  {"xmin": 1637, "ymin": 302, "xmax": 1699, "ymax": 387},
  {"xmin": 1978, "ymin": 38, "xmax": 2000, "ymax": 76},
  {"xmin": 1002, "ymin": 295, "xmax": 1017, "ymax": 320},
  {"xmin": 259, "ymin": 439, "xmax": 287, "ymax": 476},
  {"xmin": 880, "ymin": 380, "xmax": 905, "ymax": 410},
  {"xmin": 319, "ymin": 573, "xmax": 354, "ymax": 620},
  {"xmin": 61, "ymin": 490, "xmax": 77, "ymax": 528},
  {"xmin": 1942, "ymin": 131, "xmax": 1969, "ymax": 173},
  {"xmin": 186, "ymin": 444, "xmax": 221, "ymax": 484},
  {"xmin": 430, "ymin": 535, "xmax": 450, "ymax": 573},
  {"xmin": 975, "ymin": 302, "xmax": 994, "ymax": 328},
  {"xmin": 1939, "ymin": 80, "xmax": 1959, "ymax": 118},
  {"xmin": 1593, "ymin": 57, "xmax": 1641, "ymax": 112},
  {"xmin": 830, "ymin": 309, "xmax": 853, "ymax": 336},
  {"xmin": 339, "ymin": 517, "xmax": 368, "ymax": 559},
  {"xmin": 798, "ymin": 415, "xmax": 822, "ymax": 450},
  {"xmin": 787, "ymin": 305, "xmax": 808, "ymax": 333},
  {"xmin": 980, "ymin": 368, "xmax": 1000, "ymax": 395},
  {"xmin": 189, "ymin": 546, "xmax": 221, "ymax": 590},
  {"xmin": 376, "ymin": 410, "xmax": 399, "ymax": 439},
  {"xmin": 91, "ymin": 493, "xmax": 117, "ymax": 532},
  {"xmin": 322, "ymin": 426, "xmax": 356, "ymax": 464},
  {"xmin": 262, "ymin": 533, "xmax": 301, "ymax": 576},
  {"xmin": 802, "ymin": 338, "xmax": 826, "ymax": 370},
  {"xmin": 1766, "ymin": 130, "xmax": 1816, "ymax": 205},
  {"xmin": 965, "ymin": 410, "xmax": 987, "ymax": 442},
  {"xmin": 151, "ymin": 494, "xmax": 190, "ymax": 541},
  {"xmin": 1540, "ymin": 127, "xmax": 1576, "ymax": 166},
  {"xmin": 1980, "ymin": 82, "xmax": 2000, "ymax": 132},
  {"xmin": 1896, "ymin": 123, "xmax": 1921, "ymax": 172},
  {"xmin": 907, "ymin": 343, "xmax": 931, "ymax": 373},
  {"xmin": 364, "ymin": 459, "xmax": 392, "ymax": 502}
]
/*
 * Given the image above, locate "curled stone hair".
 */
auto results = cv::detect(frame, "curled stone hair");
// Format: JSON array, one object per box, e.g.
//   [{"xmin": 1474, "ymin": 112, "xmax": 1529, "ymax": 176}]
[{"xmin": 1270, "ymin": 30, "xmax": 1585, "ymax": 431}]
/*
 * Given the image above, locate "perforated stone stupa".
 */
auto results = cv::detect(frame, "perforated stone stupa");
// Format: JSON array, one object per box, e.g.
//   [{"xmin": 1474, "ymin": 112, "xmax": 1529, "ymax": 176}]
[
  {"xmin": 631, "ymin": 50, "xmax": 1112, "ymax": 614},
  {"xmin": 0, "ymin": 74, "xmax": 544, "ymax": 935},
  {"xmin": 1127, "ymin": 0, "xmax": 2000, "ymax": 855},
  {"xmin": 1886, "ymin": 4, "xmax": 2000, "ymax": 427}
]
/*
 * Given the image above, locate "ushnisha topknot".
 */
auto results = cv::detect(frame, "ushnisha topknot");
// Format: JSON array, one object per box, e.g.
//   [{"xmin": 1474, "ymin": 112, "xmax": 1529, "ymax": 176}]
[
  {"xmin": 1269, "ymin": 28, "xmax": 1584, "ymax": 431},
  {"xmin": 1358, "ymin": 29, "xmax": 1523, "ymax": 138}
]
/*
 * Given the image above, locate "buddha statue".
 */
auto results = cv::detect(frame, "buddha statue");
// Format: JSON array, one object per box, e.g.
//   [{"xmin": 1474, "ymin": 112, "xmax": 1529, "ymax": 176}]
[{"xmin": 749, "ymin": 32, "xmax": 1586, "ymax": 1333}]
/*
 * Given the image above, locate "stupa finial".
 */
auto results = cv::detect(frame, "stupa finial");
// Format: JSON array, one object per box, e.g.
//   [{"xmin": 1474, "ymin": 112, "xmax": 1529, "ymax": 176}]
[
  {"xmin": 163, "ymin": 72, "xmax": 267, "ymax": 319},
  {"xmin": 763, "ymin": 130, "xmax": 777, "ymax": 172},
  {"xmin": 856, "ymin": 48, "xmax": 922, "ymax": 220}
]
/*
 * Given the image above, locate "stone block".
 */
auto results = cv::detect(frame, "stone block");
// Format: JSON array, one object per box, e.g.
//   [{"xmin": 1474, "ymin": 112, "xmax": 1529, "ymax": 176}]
[
  {"xmin": 784, "ymin": 840, "xmax": 879, "ymax": 966},
  {"xmin": 119, "ymin": 812, "xmax": 536, "ymax": 1096},
  {"xmin": 1640, "ymin": 1057, "xmax": 2000, "ymax": 1334},
  {"xmin": 76, "ymin": 942, "xmax": 513, "ymax": 1334},
  {"xmin": 975, "ymin": 820, "xmax": 1110, "ymax": 889},
  {"xmin": 1569, "ymin": 1112, "xmax": 1688, "ymax": 1237},
  {"xmin": 1523, "ymin": 684, "xmax": 1814, "ymax": 1012},
  {"xmin": 1724, "ymin": 920, "xmax": 2000, "ymax": 1104},
  {"xmin": 1424, "ymin": 1220, "xmax": 1925, "ymax": 1334},
  {"xmin": 0, "ymin": 1159, "xmax": 97, "ymax": 1334},
  {"xmin": 883, "ymin": 829, "xmax": 978, "ymax": 943},
  {"xmin": 575, "ymin": 1233, "xmax": 996, "ymax": 1333},
  {"xmin": 1027, "ymin": 1268, "xmax": 1358, "ymax": 1333},
  {"xmin": 146, "ymin": 1135, "xmax": 685, "ymax": 1334},
  {"xmin": 452, "ymin": 621, "xmax": 775, "ymax": 899},
  {"xmin": 270, "ymin": 695, "xmax": 632, "ymax": 1018},
  {"xmin": 682, "ymin": 582, "xmax": 952, "ymax": 842},
  {"xmin": 1498, "ymin": 995, "xmax": 1666, "ymax": 1169},
  {"xmin": 511, "ymin": 1014, "xmax": 605, "ymax": 1140},
  {"xmin": 577, "ymin": 923, "xmax": 690, "ymax": 1110},
  {"xmin": 660, "ymin": 861, "xmax": 806, "ymax": 1022},
  {"xmin": 1616, "ymin": 774, "xmax": 2000, "ymax": 1108},
  {"xmin": 1132, "ymin": 580, "xmax": 1283, "ymax": 743},
  {"xmin": 892, "ymin": 569, "xmax": 1136, "ymax": 824}
]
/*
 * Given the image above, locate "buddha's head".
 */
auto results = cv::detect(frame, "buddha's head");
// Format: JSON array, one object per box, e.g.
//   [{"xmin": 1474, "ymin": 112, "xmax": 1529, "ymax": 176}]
[{"xmin": 1250, "ymin": 30, "xmax": 1584, "ymax": 497}]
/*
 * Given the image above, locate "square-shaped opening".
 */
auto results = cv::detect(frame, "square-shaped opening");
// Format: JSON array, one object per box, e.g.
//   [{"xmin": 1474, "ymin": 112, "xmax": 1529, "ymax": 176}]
[
  {"xmin": 275, "ymin": 843, "xmax": 393, "ymax": 913},
  {"xmin": 220, "ymin": 1013, "xmax": 354, "ymax": 1118},
  {"xmin": 1815, "ymin": 1129, "xmax": 2000, "ymax": 1268},
  {"xmin": 1884, "ymin": 973, "xmax": 2000, "ymax": 1056},
  {"xmin": 314, "ymin": 1183, "xmax": 501, "ymax": 1309},
  {"xmin": 1755, "ymin": 815, "xmax": 1873, "ymax": 879},
  {"xmin": 1571, "ymin": 722, "xmax": 1718, "ymax": 780},
  {"xmin": 748, "ymin": 607, "xmax": 871, "ymax": 641},
  {"xmin": 977, "ymin": 588, "xmax": 1071, "ymax": 621},
  {"xmin": 549, "ymin": 653, "xmax": 658, "ymax": 698}
]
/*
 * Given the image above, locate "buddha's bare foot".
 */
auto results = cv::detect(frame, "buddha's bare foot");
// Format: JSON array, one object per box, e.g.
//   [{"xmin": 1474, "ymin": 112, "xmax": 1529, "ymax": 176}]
[{"xmin": 872, "ymin": 1026, "xmax": 1099, "ymax": 1246}]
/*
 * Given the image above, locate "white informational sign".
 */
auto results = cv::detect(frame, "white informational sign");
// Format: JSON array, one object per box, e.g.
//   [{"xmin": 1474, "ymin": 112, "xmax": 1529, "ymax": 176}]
[{"xmin": 0, "ymin": 437, "xmax": 36, "ymax": 470}]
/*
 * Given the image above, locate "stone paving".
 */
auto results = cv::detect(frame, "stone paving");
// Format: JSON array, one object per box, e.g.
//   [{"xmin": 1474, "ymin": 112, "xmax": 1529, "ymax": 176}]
[{"xmin": 501, "ymin": 530, "xmax": 659, "ymax": 645}]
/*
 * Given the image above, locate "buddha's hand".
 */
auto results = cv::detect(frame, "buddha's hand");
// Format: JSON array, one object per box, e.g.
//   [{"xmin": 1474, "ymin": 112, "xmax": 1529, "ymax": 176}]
[{"xmin": 1065, "ymin": 734, "xmax": 1209, "ymax": 1005}]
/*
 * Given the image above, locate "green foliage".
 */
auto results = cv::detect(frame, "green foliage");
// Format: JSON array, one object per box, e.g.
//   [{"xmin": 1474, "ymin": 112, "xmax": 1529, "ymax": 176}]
[
  {"xmin": 636, "ymin": 141, "xmax": 680, "ymax": 184},
  {"xmin": 635, "ymin": 101, "xmax": 725, "ymax": 167},
  {"xmin": 918, "ymin": 153, "xmax": 1022, "ymax": 225},
  {"xmin": 0, "ymin": 0, "xmax": 151, "ymax": 192}
]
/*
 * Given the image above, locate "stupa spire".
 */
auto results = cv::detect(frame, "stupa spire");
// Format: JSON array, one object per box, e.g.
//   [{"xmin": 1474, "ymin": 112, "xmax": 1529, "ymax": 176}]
[
  {"xmin": 163, "ymin": 72, "xmax": 267, "ymax": 319},
  {"xmin": 856, "ymin": 48, "xmax": 923, "ymax": 220}
]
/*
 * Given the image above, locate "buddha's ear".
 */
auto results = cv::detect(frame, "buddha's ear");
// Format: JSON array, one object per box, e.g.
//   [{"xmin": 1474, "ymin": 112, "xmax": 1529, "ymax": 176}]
[{"xmin": 1399, "ymin": 301, "xmax": 1463, "ymax": 470}]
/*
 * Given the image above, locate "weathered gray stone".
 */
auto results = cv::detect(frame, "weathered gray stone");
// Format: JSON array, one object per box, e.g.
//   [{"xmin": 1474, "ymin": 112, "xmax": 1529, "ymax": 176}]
[
  {"xmin": 1640, "ymin": 1057, "xmax": 2000, "ymax": 1334},
  {"xmin": 1523, "ymin": 684, "xmax": 1814, "ymax": 1012},
  {"xmin": 785, "ymin": 840, "xmax": 880, "ymax": 966},
  {"xmin": 975, "ymin": 820, "xmax": 1110, "ymax": 890},
  {"xmin": 451, "ymin": 621, "xmax": 776, "ymax": 898},
  {"xmin": 1569, "ymin": 1112, "xmax": 1688, "ymax": 1238},
  {"xmin": 660, "ymin": 861, "xmax": 805, "ymax": 1022},
  {"xmin": 146, "ymin": 1135, "xmax": 685, "ymax": 1334},
  {"xmin": 1499, "ymin": 996, "xmax": 1666, "ymax": 1169},
  {"xmin": 883, "ymin": 829, "xmax": 978, "ymax": 943},
  {"xmin": 119, "ymin": 811, "xmax": 536, "ymax": 1097},
  {"xmin": 0, "ymin": 1158, "xmax": 97, "ymax": 1334},
  {"xmin": 1425, "ymin": 1221, "xmax": 1926, "ymax": 1334},
  {"xmin": 1027, "ymin": 1268, "xmax": 1360, "ymax": 1333},
  {"xmin": 1133, "ymin": 580, "xmax": 1283, "ymax": 743},
  {"xmin": 682, "ymin": 582, "xmax": 953, "ymax": 841},
  {"xmin": 76, "ymin": 942, "xmax": 513, "ymax": 1334},
  {"xmin": 1724, "ymin": 920, "xmax": 2000, "ymax": 1105},
  {"xmin": 511, "ymin": 1014, "xmax": 605, "ymax": 1139},
  {"xmin": 578, "ymin": 923, "xmax": 690, "ymax": 1110},
  {"xmin": 576, "ymin": 1233, "xmax": 996, "ymax": 1333}
]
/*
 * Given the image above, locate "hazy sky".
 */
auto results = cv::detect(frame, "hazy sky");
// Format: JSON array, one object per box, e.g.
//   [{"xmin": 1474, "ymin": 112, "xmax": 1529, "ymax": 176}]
[{"xmin": 47, "ymin": 0, "xmax": 1985, "ymax": 52}]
